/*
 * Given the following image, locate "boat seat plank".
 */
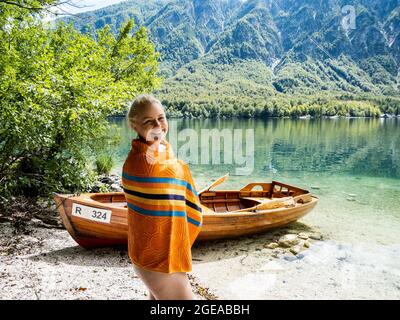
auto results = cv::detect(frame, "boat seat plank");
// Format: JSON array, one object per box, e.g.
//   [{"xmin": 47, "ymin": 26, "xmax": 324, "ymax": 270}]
[
  {"xmin": 200, "ymin": 198, "xmax": 241, "ymax": 204},
  {"xmin": 239, "ymin": 197, "xmax": 271, "ymax": 203}
]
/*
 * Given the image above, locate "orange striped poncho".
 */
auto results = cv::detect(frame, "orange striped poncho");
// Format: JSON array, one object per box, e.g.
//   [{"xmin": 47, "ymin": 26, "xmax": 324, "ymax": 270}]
[{"xmin": 122, "ymin": 137, "xmax": 203, "ymax": 273}]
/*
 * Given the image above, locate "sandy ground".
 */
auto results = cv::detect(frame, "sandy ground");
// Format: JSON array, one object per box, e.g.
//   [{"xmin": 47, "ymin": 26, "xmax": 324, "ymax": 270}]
[
  {"xmin": 0, "ymin": 222, "xmax": 213, "ymax": 300},
  {"xmin": 1, "ymin": 219, "xmax": 399, "ymax": 300}
]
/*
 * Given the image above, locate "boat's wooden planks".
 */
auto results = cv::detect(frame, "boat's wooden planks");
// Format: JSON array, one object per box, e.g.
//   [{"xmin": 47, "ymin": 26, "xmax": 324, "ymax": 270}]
[{"xmin": 54, "ymin": 181, "xmax": 318, "ymax": 247}]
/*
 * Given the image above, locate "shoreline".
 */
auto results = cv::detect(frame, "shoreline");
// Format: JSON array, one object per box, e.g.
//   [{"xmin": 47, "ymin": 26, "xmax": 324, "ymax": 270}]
[
  {"xmin": 1, "ymin": 219, "xmax": 399, "ymax": 300},
  {"xmin": 108, "ymin": 114, "xmax": 400, "ymax": 120}
]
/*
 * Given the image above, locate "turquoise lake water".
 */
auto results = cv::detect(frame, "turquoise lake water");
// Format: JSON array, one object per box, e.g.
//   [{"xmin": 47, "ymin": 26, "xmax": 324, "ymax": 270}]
[{"xmin": 108, "ymin": 117, "xmax": 400, "ymax": 245}]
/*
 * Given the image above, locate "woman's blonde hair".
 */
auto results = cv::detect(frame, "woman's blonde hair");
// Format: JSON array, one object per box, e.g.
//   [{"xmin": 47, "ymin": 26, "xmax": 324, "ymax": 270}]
[{"xmin": 127, "ymin": 94, "xmax": 163, "ymax": 128}]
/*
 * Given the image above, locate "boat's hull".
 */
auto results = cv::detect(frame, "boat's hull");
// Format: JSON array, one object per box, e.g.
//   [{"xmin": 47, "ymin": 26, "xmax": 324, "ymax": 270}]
[{"xmin": 54, "ymin": 190, "xmax": 318, "ymax": 249}]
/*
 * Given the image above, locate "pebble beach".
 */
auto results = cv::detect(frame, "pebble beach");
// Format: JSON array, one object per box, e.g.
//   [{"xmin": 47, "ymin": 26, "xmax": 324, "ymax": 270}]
[{"xmin": 1, "ymin": 214, "xmax": 399, "ymax": 300}]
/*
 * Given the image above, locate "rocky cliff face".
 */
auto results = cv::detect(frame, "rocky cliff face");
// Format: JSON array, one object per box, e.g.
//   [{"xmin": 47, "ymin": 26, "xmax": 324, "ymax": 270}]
[{"xmin": 61, "ymin": 0, "xmax": 399, "ymax": 95}]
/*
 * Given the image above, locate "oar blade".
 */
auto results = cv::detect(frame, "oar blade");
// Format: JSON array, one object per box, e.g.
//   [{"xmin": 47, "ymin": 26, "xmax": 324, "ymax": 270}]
[{"xmin": 198, "ymin": 173, "xmax": 229, "ymax": 195}]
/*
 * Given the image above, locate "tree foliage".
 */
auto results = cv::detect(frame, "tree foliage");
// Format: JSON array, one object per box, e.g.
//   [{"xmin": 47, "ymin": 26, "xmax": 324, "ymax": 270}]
[{"xmin": 0, "ymin": 1, "xmax": 161, "ymax": 198}]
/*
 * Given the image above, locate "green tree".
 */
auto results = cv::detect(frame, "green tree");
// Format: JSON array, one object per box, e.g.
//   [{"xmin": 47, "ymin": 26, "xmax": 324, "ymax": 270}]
[{"xmin": 0, "ymin": 2, "xmax": 161, "ymax": 198}]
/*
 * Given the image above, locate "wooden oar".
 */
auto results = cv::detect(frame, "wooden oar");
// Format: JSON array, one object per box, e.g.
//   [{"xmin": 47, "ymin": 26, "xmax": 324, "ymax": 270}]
[
  {"xmin": 229, "ymin": 196, "xmax": 294, "ymax": 213},
  {"xmin": 230, "ymin": 194, "xmax": 312, "ymax": 213},
  {"xmin": 198, "ymin": 173, "xmax": 229, "ymax": 195}
]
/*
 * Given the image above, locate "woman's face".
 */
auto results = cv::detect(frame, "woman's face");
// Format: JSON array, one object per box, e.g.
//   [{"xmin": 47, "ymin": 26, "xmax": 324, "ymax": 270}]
[{"xmin": 132, "ymin": 102, "xmax": 168, "ymax": 143}]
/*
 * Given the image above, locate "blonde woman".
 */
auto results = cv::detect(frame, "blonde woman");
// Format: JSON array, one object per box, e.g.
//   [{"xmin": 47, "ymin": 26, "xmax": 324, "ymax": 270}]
[{"xmin": 122, "ymin": 94, "xmax": 203, "ymax": 300}]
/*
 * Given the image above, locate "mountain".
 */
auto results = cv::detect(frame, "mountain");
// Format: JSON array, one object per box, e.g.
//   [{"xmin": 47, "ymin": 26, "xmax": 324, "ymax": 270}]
[{"xmin": 59, "ymin": 0, "xmax": 400, "ymax": 115}]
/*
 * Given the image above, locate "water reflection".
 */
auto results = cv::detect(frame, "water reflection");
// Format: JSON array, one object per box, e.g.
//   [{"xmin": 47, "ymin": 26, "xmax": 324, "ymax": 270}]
[{"xmin": 110, "ymin": 117, "xmax": 400, "ymax": 179}]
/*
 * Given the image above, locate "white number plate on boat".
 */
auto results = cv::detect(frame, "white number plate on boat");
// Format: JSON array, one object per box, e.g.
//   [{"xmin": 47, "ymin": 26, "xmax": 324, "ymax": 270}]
[{"xmin": 72, "ymin": 203, "xmax": 112, "ymax": 224}]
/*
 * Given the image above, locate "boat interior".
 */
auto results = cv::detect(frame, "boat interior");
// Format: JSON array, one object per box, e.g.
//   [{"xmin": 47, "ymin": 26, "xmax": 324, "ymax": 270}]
[{"xmin": 89, "ymin": 181, "xmax": 311, "ymax": 213}]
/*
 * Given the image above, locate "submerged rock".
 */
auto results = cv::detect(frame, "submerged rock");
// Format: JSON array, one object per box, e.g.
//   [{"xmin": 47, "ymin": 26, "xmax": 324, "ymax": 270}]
[{"xmin": 283, "ymin": 255, "xmax": 297, "ymax": 262}]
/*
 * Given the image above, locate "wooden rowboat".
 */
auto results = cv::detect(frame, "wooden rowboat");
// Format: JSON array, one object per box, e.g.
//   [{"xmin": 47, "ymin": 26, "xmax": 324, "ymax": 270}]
[{"xmin": 54, "ymin": 180, "xmax": 318, "ymax": 249}]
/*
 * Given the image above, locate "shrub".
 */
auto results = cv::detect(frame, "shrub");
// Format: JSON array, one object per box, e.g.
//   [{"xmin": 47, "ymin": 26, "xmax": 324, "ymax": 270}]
[
  {"xmin": 0, "ymin": 6, "xmax": 160, "ymax": 198},
  {"xmin": 95, "ymin": 155, "xmax": 115, "ymax": 176}
]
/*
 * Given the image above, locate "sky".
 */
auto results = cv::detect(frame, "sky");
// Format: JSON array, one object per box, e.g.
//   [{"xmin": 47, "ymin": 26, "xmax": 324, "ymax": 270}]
[{"xmin": 55, "ymin": 0, "xmax": 128, "ymax": 15}]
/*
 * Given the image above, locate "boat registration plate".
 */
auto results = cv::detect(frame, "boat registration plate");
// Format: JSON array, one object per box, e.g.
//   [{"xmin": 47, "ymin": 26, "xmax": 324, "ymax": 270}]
[{"xmin": 72, "ymin": 203, "xmax": 112, "ymax": 224}]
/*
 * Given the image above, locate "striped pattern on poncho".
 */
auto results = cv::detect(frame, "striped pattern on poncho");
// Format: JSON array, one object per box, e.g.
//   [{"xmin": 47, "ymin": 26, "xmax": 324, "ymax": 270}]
[{"xmin": 122, "ymin": 138, "xmax": 203, "ymax": 273}]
